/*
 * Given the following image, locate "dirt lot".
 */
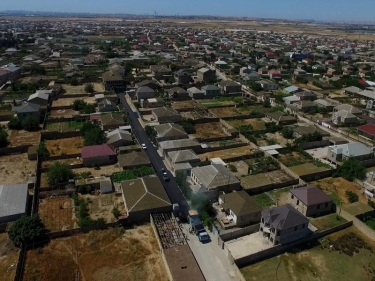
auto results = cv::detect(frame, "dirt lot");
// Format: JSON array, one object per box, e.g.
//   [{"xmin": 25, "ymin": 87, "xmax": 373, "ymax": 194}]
[
  {"xmin": 52, "ymin": 96, "xmax": 96, "ymax": 107},
  {"xmin": 227, "ymin": 119, "xmax": 266, "ymax": 131},
  {"xmin": 62, "ymin": 84, "xmax": 86, "ymax": 94},
  {"xmin": 45, "ymin": 137, "xmax": 84, "ymax": 156},
  {"xmin": 209, "ymin": 107, "xmax": 252, "ymax": 118},
  {"xmin": 39, "ymin": 198, "xmax": 77, "ymax": 232},
  {"xmin": 49, "ymin": 109, "xmax": 79, "ymax": 118},
  {"xmin": 199, "ymin": 145, "xmax": 254, "ymax": 161},
  {"xmin": 241, "ymin": 226, "xmax": 375, "ymax": 281},
  {"xmin": 23, "ymin": 225, "xmax": 168, "ymax": 281},
  {"xmin": 0, "ymin": 233, "xmax": 19, "ymax": 281},
  {"xmin": 42, "ymin": 158, "xmax": 82, "ymax": 168},
  {"xmin": 80, "ymin": 193, "xmax": 125, "ymax": 223},
  {"xmin": 194, "ymin": 122, "xmax": 228, "ymax": 138},
  {"xmin": 0, "ymin": 153, "xmax": 36, "ymax": 184},
  {"xmin": 171, "ymin": 100, "xmax": 197, "ymax": 110},
  {"xmin": 311, "ymin": 177, "xmax": 367, "ymax": 205},
  {"xmin": 279, "ymin": 151, "xmax": 310, "ymax": 166},
  {"xmin": 6, "ymin": 129, "xmax": 40, "ymax": 147},
  {"xmin": 295, "ymin": 83, "xmax": 321, "ymax": 91},
  {"xmin": 72, "ymin": 164, "xmax": 121, "ymax": 177}
]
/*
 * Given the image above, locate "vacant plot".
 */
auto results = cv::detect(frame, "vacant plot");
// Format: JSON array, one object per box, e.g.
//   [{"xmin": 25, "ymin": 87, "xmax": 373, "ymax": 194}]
[
  {"xmin": 49, "ymin": 109, "xmax": 79, "ymax": 118},
  {"xmin": 0, "ymin": 233, "xmax": 20, "ymax": 281},
  {"xmin": 45, "ymin": 120, "xmax": 84, "ymax": 132},
  {"xmin": 45, "ymin": 137, "xmax": 84, "ymax": 156},
  {"xmin": 80, "ymin": 193, "xmax": 125, "ymax": 223},
  {"xmin": 241, "ymin": 227, "xmax": 375, "ymax": 281},
  {"xmin": 194, "ymin": 122, "xmax": 228, "ymax": 138},
  {"xmin": 241, "ymin": 170, "xmax": 294, "ymax": 193},
  {"xmin": 6, "ymin": 129, "xmax": 40, "ymax": 147},
  {"xmin": 199, "ymin": 145, "xmax": 254, "ymax": 161},
  {"xmin": 252, "ymin": 193, "xmax": 274, "ymax": 209},
  {"xmin": 0, "ymin": 153, "xmax": 36, "ymax": 184},
  {"xmin": 227, "ymin": 119, "xmax": 266, "ymax": 131},
  {"xmin": 62, "ymin": 84, "xmax": 86, "ymax": 94},
  {"xmin": 269, "ymin": 186, "xmax": 293, "ymax": 206},
  {"xmin": 52, "ymin": 96, "xmax": 96, "ymax": 107},
  {"xmin": 23, "ymin": 225, "xmax": 167, "ymax": 281},
  {"xmin": 289, "ymin": 163, "xmax": 328, "ymax": 176},
  {"xmin": 72, "ymin": 164, "xmax": 121, "ymax": 177},
  {"xmin": 310, "ymin": 177, "xmax": 366, "ymax": 205},
  {"xmin": 171, "ymin": 100, "xmax": 197, "ymax": 110},
  {"xmin": 42, "ymin": 158, "xmax": 82, "ymax": 168},
  {"xmin": 279, "ymin": 151, "xmax": 310, "ymax": 167},
  {"xmin": 39, "ymin": 198, "xmax": 77, "ymax": 232},
  {"xmin": 311, "ymin": 214, "xmax": 348, "ymax": 231}
]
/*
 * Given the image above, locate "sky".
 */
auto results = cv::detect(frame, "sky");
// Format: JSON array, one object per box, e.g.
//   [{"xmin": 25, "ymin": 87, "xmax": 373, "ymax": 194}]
[{"xmin": 2, "ymin": 0, "xmax": 374, "ymax": 22}]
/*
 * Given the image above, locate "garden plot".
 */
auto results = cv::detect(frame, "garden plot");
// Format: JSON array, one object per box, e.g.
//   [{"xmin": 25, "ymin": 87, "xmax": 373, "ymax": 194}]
[
  {"xmin": 199, "ymin": 145, "xmax": 254, "ymax": 161},
  {"xmin": 72, "ymin": 164, "xmax": 121, "ymax": 177},
  {"xmin": 0, "ymin": 154, "xmax": 36, "ymax": 185},
  {"xmin": 38, "ymin": 198, "xmax": 77, "ymax": 232},
  {"xmin": 51, "ymin": 96, "xmax": 96, "ymax": 107},
  {"xmin": 289, "ymin": 163, "xmax": 328, "ymax": 177},
  {"xmin": 227, "ymin": 119, "xmax": 266, "ymax": 131},
  {"xmin": 42, "ymin": 158, "xmax": 82, "ymax": 169},
  {"xmin": 171, "ymin": 100, "xmax": 197, "ymax": 110},
  {"xmin": 45, "ymin": 137, "xmax": 84, "ymax": 156},
  {"xmin": 45, "ymin": 120, "xmax": 84, "ymax": 132},
  {"xmin": 49, "ymin": 109, "xmax": 79, "ymax": 118},
  {"xmin": 23, "ymin": 225, "xmax": 167, "ymax": 281},
  {"xmin": 6, "ymin": 129, "xmax": 40, "ymax": 147},
  {"xmin": 194, "ymin": 122, "xmax": 228, "ymax": 138},
  {"xmin": 61, "ymin": 84, "xmax": 86, "ymax": 94}
]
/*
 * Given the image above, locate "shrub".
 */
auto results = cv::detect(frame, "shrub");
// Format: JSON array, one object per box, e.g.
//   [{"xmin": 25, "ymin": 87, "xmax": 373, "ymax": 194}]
[
  {"xmin": 21, "ymin": 116, "xmax": 39, "ymax": 131},
  {"xmin": 72, "ymin": 99, "xmax": 86, "ymax": 111},
  {"xmin": 228, "ymin": 164, "xmax": 237, "ymax": 172},
  {"xmin": 334, "ymin": 158, "xmax": 366, "ymax": 181},
  {"xmin": 46, "ymin": 161, "xmax": 74, "ymax": 186},
  {"xmin": 112, "ymin": 207, "xmax": 120, "ymax": 219},
  {"xmin": 8, "ymin": 215, "xmax": 45, "ymax": 247},
  {"xmin": 84, "ymin": 83, "xmax": 94, "ymax": 93},
  {"xmin": 0, "ymin": 128, "xmax": 8, "ymax": 148},
  {"xmin": 37, "ymin": 141, "xmax": 50, "ymax": 158},
  {"xmin": 345, "ymin": 190, "xmax": 359, "ymax": 203},
  {"xmin": 368, "ymin": 200, "xmax": 375, "ymax": 209},
  {"xmin": 83, "ymin": 127, "xmax": 106, "ymax": 146},
  {"xmin": 8, "ymin": 117, "xmax": 22, "ymax": 129}
]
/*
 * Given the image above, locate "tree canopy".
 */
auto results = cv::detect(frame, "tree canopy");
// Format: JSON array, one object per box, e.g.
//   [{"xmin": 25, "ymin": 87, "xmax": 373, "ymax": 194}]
[
  {"xmin": 0, "ymin": 127, "xmax": 8, "ymax": 148},
  {"xmin": 8, "ymin": 215, "xmax": 46, "ymax": 247},
  {"xmin": 46, "ymin": 161, "xmax": 74, "ymax": 186},
  {"xmin": 84, "ymin": 83, "xmax": 94, "ymax": 93},
  {"xmin": 21, "ymin": 116, "xmax": 39, "ymax": 131},
  {"xmin": 8, "ymin": 117, "xmax": 22, "ymax": 130},
  {"xmin": 334, "ymin": 158, "xmax": 366, "ymax": 181},
  {"xmin": 83, "ymin": 127, "xmax": 106, "ymax": 146}
]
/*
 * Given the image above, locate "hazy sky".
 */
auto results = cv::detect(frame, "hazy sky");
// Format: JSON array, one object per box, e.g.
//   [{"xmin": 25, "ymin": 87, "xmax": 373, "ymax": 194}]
[{"xmin": 2, "ymin": 0, "xmax": 373, "ymax": 22}]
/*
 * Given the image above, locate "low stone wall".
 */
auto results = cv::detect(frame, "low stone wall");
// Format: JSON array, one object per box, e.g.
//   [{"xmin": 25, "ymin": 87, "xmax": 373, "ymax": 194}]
[
  {"xmin": 0, "ymin": 145, "xmax": 31, "ymax": 156},
  {"xmin": 192, "ymin": 117, "xmax": 220, "ymax": 124},
  {"xmin": 41, "ymin": 131, "xmax": 81, "ymax": 140},
  {"xmin": 220, "ymin": 224, "xmax": 260, "ymax": 242},
  {"xmin": 338, "ymin": 207, "xmax": 375, "ymax": 242},
  {"xmin": 195, "ymin": 135, "xmax": 234, "ymax": 143},
  {"xmin": 40, "ymin": 153, "xmax": 81, "ymax": 161},
  {"xmin": 59, "ymin": 93, "xmax": 88, "ymax": 99},
  {"xmin": 299, "ymin": 140, "xmax": 331, "ymax": 149},
  {"xmin": 299, "ymin": 169, "xmax": 336, "ymax": 182}
]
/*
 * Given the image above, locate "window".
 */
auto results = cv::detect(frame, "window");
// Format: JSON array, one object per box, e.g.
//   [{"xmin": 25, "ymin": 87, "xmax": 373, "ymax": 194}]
[
  {"xmin": 296, "ymin": 200, "xmax": 299, "ymax": 206},
  {"xmin": 317, "ymin": 204, "xmax": 320, "ymax": 209},
  {"xmin": 291, "ymin": 195, "xmax": 294, "ymax": 199},
  {"xmin": 325, "ymin": 203, "xmax": 329, "ymax": 207}
]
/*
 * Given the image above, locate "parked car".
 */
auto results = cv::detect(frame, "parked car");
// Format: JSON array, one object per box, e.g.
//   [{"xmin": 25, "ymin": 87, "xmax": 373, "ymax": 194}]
[
  {"xmin": 141, "ymin": 143, "xmax": 147, "ymax": 150},
  {"xmin": 163, "ymin": 175, "xmax": 170, "ymax": 182},
  {"xmin": 198, "ymin": 232, "xmax": 210, "ymax": 243},
  {"xmin": 161, "ymin": 167, "xmax": 167, "ymax": 175}
]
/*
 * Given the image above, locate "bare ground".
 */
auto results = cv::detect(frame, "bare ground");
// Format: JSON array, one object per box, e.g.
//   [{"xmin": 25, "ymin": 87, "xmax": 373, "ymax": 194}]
[
  {"xmin": 0, "ymin": 233, "xmax": 19, "ymax": 281},
  {"xmin": 0, "ymin": 154, "xmax": 36, "ymax": 184},
  {"xmin": 23, "ymin": 225, "xmax": 168, "ymax": 281},
  {"xmin": 194, "ymin": 122, "xmax": 228, "ymax": 138},
  {"xmin": 6, "ymin": 129, "xmax": 40, "ymax": 147},
  {"xmin": 45, "ymin": 137, "xmax": 84, "ymax": 156}
]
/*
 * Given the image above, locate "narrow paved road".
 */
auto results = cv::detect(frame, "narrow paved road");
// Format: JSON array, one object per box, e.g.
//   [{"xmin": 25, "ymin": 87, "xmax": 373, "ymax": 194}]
[{"xmin": 119, "ymin": 94, "xmax": 190, "ymax": 218}]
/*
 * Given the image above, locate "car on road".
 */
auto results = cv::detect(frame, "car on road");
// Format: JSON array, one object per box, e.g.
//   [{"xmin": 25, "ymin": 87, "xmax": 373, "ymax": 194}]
[
  {"xmin": 163, "ymin": 175, "xmax": 170, "ymax": 182},
  {"xmin": 198, "ymin": 232, "xmax": 210, "ymax": 243},
  {"xmin": 161, "ymin": 167, "xmax": 167, "ymax": 175},
  {"xmin": 141, "ymin": 143, "xmax": 147, "ymax": 150}
]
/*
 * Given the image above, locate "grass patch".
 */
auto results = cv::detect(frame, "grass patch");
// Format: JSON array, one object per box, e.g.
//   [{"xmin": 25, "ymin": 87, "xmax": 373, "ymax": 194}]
[
  {"xmin": 252, "ymin": 193, "xmax": 274, "ymax": 209},
  {"xmin": 311, "ymin": 214, "xmax": 347, "ymax": 231}
]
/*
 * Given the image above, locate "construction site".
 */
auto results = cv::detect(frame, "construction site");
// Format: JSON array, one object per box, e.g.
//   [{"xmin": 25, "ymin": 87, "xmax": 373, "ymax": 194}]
[{"xmin": 151, "ymin": 213, "xmax": 205, "ymax": 281}]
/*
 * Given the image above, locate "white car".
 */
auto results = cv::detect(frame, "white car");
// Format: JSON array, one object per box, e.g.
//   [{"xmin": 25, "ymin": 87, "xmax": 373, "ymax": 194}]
[{"xmin": 141, "ymin": 143, "xmax": 147, "ymax": 150}]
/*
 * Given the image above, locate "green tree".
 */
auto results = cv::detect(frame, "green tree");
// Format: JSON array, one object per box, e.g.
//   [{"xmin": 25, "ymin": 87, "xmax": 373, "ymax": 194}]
[
  {"xmin": 281, "ymin": 127, "xmax": 294, "ymax": 139},
  {"xmin": 46, "ymin": 161, "xmax": 74, "ymax": 186},
  {"xmin": 84, "ymin": 83, "xmax": 94, "ymax": 93},
  {"xmin": 0, "ymin": 128, "xmax": 8, "ymax": 148},
  {"xmin": 21, "ymin": 116, "xmax": 39, "ymax": 131},
  {"xmin": 263, "ymin": 99, "xmax": 271, "ymax": 108},
  {"xmin": 345, "ymin": 190, "xmax": 359, "ymax": 203},
  {"xmin": 82, "ymin": 104, "xmax": 96, "ymax": 114},
  {"xmin": 84, "ymin": 127, "xmax": 106, "ymax": 146},
  {"xmin": 334, "ymin": 158, "xmax": 366, "ymax": 181},
  {"xmin": 145, "ymin": 125, "xmax": 157, "ymax": 138},
  {"xmin": 180, "ymin": 118, "xmax": 196, "ymax": 134},
  {"xmin": 37, "ymin": 141, "xmax": 50, "ymax": 158},
  {"xmin": 8, "ymin": 117, "xmax": 22, "ymax": 129},
  {"xmin": 80, "ymin": 121, "xmax": 98, "ymax": 136},
  {"xmin": 70, "ymin": 78, "xmax": 79, "ymax": 86},
  {"xmin": 112, "ymin": 207, "xmax": 120, "ymax": 219},
  {"xmin": 72, "ymin": 99, "xmax": 87, "ymax": 111},
  {"xmin": 248, "ymin": 81, "xmax": 262, "ymax": 91},
  {"xmin": 8, "ymin": 215, "xmax": 46, "ymax": 247}
]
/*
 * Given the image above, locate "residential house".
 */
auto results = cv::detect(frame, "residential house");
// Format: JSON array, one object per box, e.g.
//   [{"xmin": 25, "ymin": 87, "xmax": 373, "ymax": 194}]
[
  {"xmin": 75, "ymin": 176, "xmax": 113, "ymax": 194},
  {"xmin": 98, "ymin": 99, "xmax": 118, "ymax": 112},
  {"xmin": 100, "ymin": 112, "xmax": 126, "ymax": 131},
  {"xmin": 12, "ymin": 103, "xmax": 41, "ymax": 121},
  {"xmin": 187, "ymin": 87, "xmax": 205, "ymax": 99},
  {"xmin": 159, "ymin": 138, "xmax": 201, "ymax": 155},
  {"xmin": 283, "ymin": 96, "xmax": 300, "ymax": 105},
  {"xmin": 109, "ymin": 64, "xmax": 125, "ymax": 77},
  {"xmin": 190, "ymin": 164, "xmax": 241, "ymax": 195},
  {"xmin": 289, "ymin": 186, "xmax": 333, "ymax": 217},
  {"xmin": 218, "ymin": 190, "xmax": 262, "ymax": 229},
  {"xmin": 167, "ymin": 87, "xmax": 189, "ymax": 99},
  {"xmin": 118, "ymin": 151, "xmax": 151, "ymax": 169},
  {"xmin": 135, "ymin": 79, "xmax": 160, "ymax": 90},
  {"xmin": 294, "ymin": 69, "xmax": 307, "ymax": 76},
  {"xmin": 102, "ymin": 70, "xmax": 124, "ymax": 90},
  {"xmin": 242, "ymin": 72, "xmax": 261, "ymax": 82},
  {"xmin": 106, "ymin": 128, "xmax": 133, "ymax": 148},
  {"xmin": 283, "ymin": 86, "xmax": 300, "ymax": 94},
  {"xmin": 81, "ymin": 144, "xmax": 117, "ymax": 167},
  {"xmin": 0, "ymin": 183, "xmax": 29, "ymax": 224},
  {"xmin": 287, "ymin": 100, "xmax": 317, "ymax": 113},
  {"xmin": 152, "ymin": 107, "xmax": 182, "ymax": 123},
  {"xmin": 154, "ymin": 123, "xmax": 188, "ymax": 142},
  {"xmin": 293, "ymin": 125, "xmax": 330, "ymax": 139},
  {"xmin": 331, "ymin": 104, "xmax": 361, "ymax": 125},
  {"xmin": 136, "ymin": 86, "xmax": 155, "ymax": 102},
  {"xmin": 201, "ymin": 84, "xmax": 221, "ymax": 97},
  {"xmin": 268, "ymin": 69, "xmax": 281, "ymax": 80},
  {"xmin": 266, "ymin": 111, "xmax": 297, "ymax": 125},
  {"xmin": 219, "ymin": 80, "xmax": 242, "ymax": 95},
  {"xmin": 240, "ymin": 67, "xmax": 252, "ymax": 76},
  {"xmin": 141, "ymin": 98, "xmax": 165, "ymax": 108},
  {"xmin": 257, "ymin": 80, "xmax": 278, "ymax": 90},
  {"xmin": 27, "ymin": 92, "xmax": 49, "ymax": 106},
  {"xmin": 150, "ymin": 65, "xmax": 171, "ymax": 79},
  {"xmin": 294, "ymin": 90, "xmax": 316, "ymax": 101},
  {"xmin": 327, "ymin": 142, "xmax": 374, "ymax": 164},
  {"xmin": 260, "ymin": 204, "xmax": 310, "ymax": 246},
  {"xmin": 167, "ymin": 149, "xmax": 201, "ymax": 171},
  {"xmin": 121, "ymin": 176, "xmax": 171, "ymax": 222},
  {"xmin": 313, "ymin": 98, "xmax": 339, "ymax": 111},
  {"xmin": 197, "ymin": 67, "xmax": 216, "ymax": 83},
  {"xmin": 175, "ymin": 69, "xmax": 193, "ymax": 84},
  {"xmin": 358, "ymin": 124, "xmax": 375, "ymax": 140}
]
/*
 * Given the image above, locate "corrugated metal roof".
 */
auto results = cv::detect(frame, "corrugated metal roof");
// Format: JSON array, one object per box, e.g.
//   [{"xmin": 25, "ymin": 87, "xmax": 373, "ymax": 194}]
[{"xmin": 0, "ymin": 183, "xmax": 28, "ymax": 219}]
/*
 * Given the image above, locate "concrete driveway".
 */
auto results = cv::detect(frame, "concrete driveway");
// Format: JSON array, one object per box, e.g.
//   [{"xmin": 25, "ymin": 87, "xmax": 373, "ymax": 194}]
[{"xmin": 181, "ymin": 223, "xmax": 240, "ymax": 281}]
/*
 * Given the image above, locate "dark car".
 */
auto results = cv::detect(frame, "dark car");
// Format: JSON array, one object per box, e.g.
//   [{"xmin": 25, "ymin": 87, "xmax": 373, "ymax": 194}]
[{"xmin": 163, "ymin": 175, "xmax": 170, "ymax": 182}]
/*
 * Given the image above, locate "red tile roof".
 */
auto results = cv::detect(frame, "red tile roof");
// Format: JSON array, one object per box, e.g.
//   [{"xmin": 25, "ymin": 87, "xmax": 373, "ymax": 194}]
[
  {"xmin": 81, "ymin": 144, "xmax": 115, "ymax": 159},
  {"xmin": 358, "ymin": 124, "xmax": 375, "ymax": 137}
]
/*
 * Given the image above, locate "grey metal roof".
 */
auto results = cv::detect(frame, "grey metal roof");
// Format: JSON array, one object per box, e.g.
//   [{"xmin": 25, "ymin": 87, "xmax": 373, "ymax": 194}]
[
  {"xmin": 13, "ymin": 103, "xmax": 40, "ymax": 113},
  {"xmin": 283, "ymin": 85, "xmax": 299, "ymax": 93},
  {"xmin": 168, "ymin": 149, "xmax": 200, "ymax": 164},
  {"xmin": 191, "ymin": 164, "xmax": 239, "ymax": 190},
  {"xmin": 329, "ymin": 142, "xmax": 373, "ymax": 157},
  {"xmin": 159, "ymin": 139, "xmax": 200, "ymax": 150},
  {"xmin": 106, "ymin": 129, "xmax": 132, "ymax": 144},
  {"xmin": 334, "ymin": 104, "xmax": 362, "ymax": 114},
  {"xmin": 155, "ymin": 123, "xmax": 187, "ymax": 138},
  {"xmin": 261, "ymin": 204, "xmax": 309, "ymax": 230},
  {"xmin": 0, "ymin": 183, "xmax": 28, "ymax": 219},
  {"xmin": 28, "ymin": 92, "xmax": 49, "ymax": 101}
]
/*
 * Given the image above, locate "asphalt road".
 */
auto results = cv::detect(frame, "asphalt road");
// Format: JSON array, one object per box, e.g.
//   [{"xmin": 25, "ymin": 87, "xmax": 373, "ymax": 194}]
[{"xmin": 119, "ymin": 94, "xmax": 190, "ymax": 218}]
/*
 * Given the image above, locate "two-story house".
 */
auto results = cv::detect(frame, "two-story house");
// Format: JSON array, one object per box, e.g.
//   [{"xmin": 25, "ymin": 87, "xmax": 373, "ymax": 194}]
[
  {"xmin": 201, "ymin": 85, "xmax": 221, "ymax": 97},
  {"xmin": 327, "ymin": 142, "xmax": 374, "ymax": 164},
  {"xmin": 197, "ymin": 67, "xmax": 216, "ymax": 83}
]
